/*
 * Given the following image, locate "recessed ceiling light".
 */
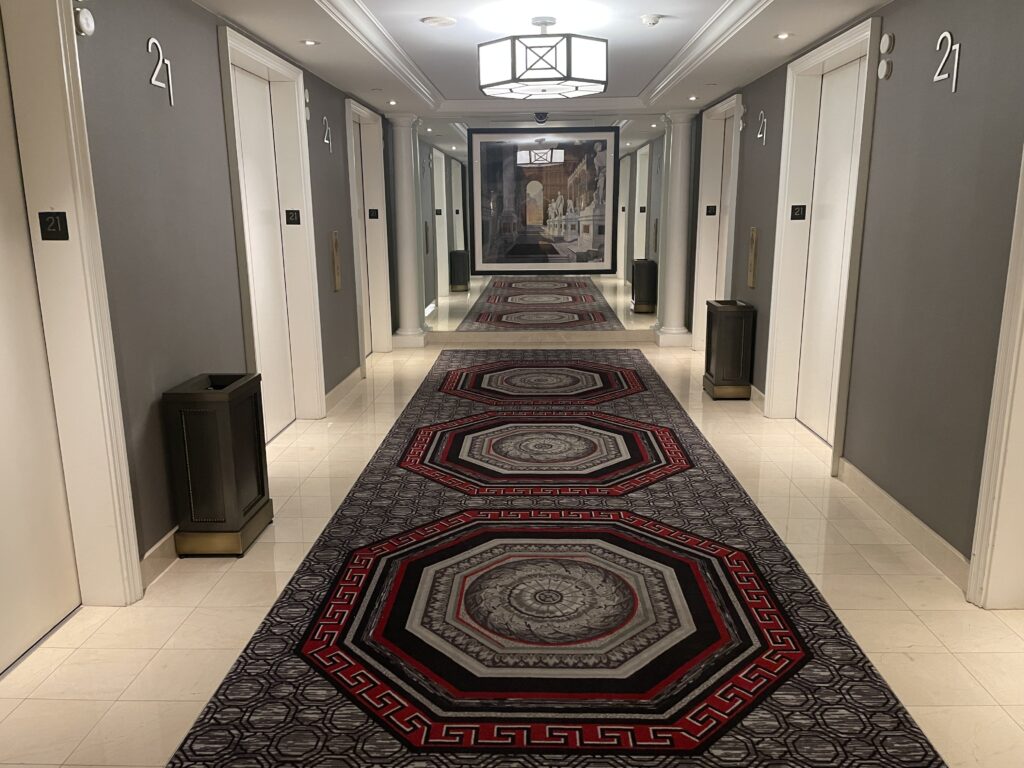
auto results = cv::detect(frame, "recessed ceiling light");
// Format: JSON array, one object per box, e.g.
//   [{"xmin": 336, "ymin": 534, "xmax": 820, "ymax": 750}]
[
  {"xmin": 388, "ymin": 100, "xmax": 397, "ymax": 106},
  {"xmin": 421, "ymin": 15, "xmax": 457, "ymax": 27},
  {"xmin": 688, "ymin": 95, "xmax": 698, "ymax": 101},
  {"xmin": 626, "ymin": 142, "xmax": 631, "ymax": 146},
  {"xmin": 775, "ymin": 32, "xmax": 791, "ymax": 40},
  {"xmin": 452, "ymin": 146, "xmax": 457, "ymax": 151},
  {"xmin": 426, "ymin": 127, "xmax": 433, "ymax": 132},
  {"xmin": 301, "ymin": 39, "xmax": 320, "ymax": 46},
  {"xmin": 650, "ymin": 123, "xmax": 657, "ymax": 128}
]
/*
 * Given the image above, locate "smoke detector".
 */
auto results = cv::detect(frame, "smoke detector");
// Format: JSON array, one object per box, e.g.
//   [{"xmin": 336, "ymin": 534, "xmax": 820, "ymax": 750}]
[{"xmin": 641, "ymin": 14, "xmax": 663, "ymax": 27}]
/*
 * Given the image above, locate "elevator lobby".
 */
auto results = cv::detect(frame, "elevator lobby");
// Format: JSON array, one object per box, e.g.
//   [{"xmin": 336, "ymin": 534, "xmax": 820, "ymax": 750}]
[{"xmin": 1, "ymin": 1, "xmax": 1023, "ymax": 767}]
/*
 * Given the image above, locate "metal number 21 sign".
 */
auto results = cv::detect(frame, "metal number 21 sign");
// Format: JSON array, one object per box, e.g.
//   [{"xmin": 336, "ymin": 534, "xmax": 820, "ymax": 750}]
[
  {"xmin": 933, "ymin": 31, "xmax": 961, "ymax": 93},
  {"xmin": 147, "ymin": 37, "xmax": 175, "ymax": 106}
]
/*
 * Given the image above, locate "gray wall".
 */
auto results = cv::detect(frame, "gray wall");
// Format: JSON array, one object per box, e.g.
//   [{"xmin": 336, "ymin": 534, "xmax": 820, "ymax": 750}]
[
  {"xmin": 306, "ymin": 73, "xmax": 362, "ymax": 389},
  {"xmin": 727, "ymin": 65, "xmax": 788, "ymax": 390},
  {"xmin": 844, "ymin": 0, "xmax": 1024, "ymax": 555},
  {"xmin": 720, "ymin": 0, "xmax": 1024, "ymax": 556},
  {"xmin": 79, "ymin": 0, "xmax": 365, "ymax": 552},
  {"xmin": 79, "ymin": 0, "xmax": 246, "ymax": 552}
]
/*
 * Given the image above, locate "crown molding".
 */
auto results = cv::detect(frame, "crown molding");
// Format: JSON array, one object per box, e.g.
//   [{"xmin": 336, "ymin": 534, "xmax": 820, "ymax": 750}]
[
  {"xmin": 314, "ymin": 0, "xmax": 442, "ymax": 109},
  {"xmin": 642, "ymin": 0, "xmax": 775, "ymax": 105}
]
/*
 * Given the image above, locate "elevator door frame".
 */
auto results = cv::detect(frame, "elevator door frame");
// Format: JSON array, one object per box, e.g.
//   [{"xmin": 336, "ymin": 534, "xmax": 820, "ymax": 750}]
[{"xmin": 763, "ymin": 18, "xmax": 879, "ymax": 475}]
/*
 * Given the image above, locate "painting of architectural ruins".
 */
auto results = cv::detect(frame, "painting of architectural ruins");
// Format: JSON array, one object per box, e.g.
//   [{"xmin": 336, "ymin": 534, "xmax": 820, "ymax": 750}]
[{"xmin": 470, "ymin": 129, "xmax": 618, "ymax": 272}]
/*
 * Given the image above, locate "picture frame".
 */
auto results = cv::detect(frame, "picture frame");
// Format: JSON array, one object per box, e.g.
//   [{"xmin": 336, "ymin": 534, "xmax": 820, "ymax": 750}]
[{"xmin": 468, "ymin": 127, "xmax": 619, "ymax": 274}]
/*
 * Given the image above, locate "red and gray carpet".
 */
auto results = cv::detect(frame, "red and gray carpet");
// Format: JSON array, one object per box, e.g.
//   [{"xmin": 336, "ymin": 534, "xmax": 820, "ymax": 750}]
[
  {"xmin": 170, "ymin": 350, "xmax": 942, "ymax": 766},
  {"xmin": 456, "ymin": 276, "xmax": 625, "ymax": 331}
]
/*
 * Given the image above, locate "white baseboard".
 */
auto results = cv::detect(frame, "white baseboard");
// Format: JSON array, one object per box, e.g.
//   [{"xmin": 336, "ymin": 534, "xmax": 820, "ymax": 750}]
[
  {"xmin": 325, "ymin": 366, "xmax": 364, "ymax": 412},
  {"xmin": 393, "ymin": 331, "xmax": 426, "ymax": 348},
  {"xmin": 838, "ymin": 458, "xmax": 970, "ymax": 589},
  {"xmin": 139, "ymin": 527, "xmax": 177, "ymax": 591},
  {"xmin": 655, "ymin": 329, "xmax": 693, "ymax": 347},
  {"xmin": 751, "ymin": 386, "xmax": 765, "ymax": 413}
]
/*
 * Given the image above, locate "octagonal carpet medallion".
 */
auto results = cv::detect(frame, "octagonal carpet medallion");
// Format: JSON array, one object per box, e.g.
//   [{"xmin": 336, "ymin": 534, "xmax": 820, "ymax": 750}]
[
  {"xmin": 457, "ymin": 275, "xmax": 625, "ymax": 331},
  {"xmin": 169, "ymin": 350, "xmax": 943, "ymax": 767}
]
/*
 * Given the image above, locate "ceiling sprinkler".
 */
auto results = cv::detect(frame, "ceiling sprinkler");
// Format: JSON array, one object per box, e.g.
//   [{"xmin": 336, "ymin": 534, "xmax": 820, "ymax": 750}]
[{"xmin": 641, "ymin": 14, "xmax": 663, "ymax": 27}]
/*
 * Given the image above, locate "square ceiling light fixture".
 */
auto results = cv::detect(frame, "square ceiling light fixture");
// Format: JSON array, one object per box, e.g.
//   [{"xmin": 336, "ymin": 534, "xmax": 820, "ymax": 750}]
[
  {"xmin": 479, "ymin": 16, "xmax": 607, "ymax": 99},
  {"xmin": 517, "ymin": 148, "xmax": 566, "ymax": 166}
]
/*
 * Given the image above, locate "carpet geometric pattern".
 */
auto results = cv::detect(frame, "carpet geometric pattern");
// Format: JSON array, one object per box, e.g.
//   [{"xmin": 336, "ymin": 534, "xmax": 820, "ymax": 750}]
[
  {"xmin": 300, "ymin": 509, "xmax": 808, "ymax": 754},
  {"xmin": 400, "ymin": 411, "xmax": 693, "ymax": 496},
  {"xmin": 169, "ymin": 349, "xmax": 944, "ymax": 767},
  {"xmin": 440, "ymin": 360, "xmax": 646, "ymax": 406},
  {"xmin": 457, "ymin": 276, "xmax": 625, "ymax": 331}
]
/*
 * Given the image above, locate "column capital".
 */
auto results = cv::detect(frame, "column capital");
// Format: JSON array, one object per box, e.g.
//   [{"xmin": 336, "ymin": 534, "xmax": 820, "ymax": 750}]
[
  {"xmin": 386, "ymin": 112, "xmax": 419, "ymax": 127},
  {"xmin": 663, "ymin": 109, "xmax": 698, "ymax": 125}
]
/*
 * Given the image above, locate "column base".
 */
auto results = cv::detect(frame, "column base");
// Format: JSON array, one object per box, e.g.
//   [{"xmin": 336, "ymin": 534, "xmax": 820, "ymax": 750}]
[
  {"xmin": 393, "ymin": 331, "xmax": 426, "ymax": 348},
  {"xmin": 655, "ymin": 327, "xmax": 693, "ymax": 347}
]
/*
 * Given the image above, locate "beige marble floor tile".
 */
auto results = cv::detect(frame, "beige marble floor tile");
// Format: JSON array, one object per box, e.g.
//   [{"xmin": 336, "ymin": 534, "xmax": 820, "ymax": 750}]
[
  {"xmin": 83, "ymin": 607, "xmax": 192, "ymax": 650},
  {"xmin": 0, "ymin": 647, "xmax": 73, "ymax": 698},
  {"xmin": 811, "ymin": 574, "xmax": 907, "ymax": 610},
  {"xmin": 0, "ymin": 697, "xmax": 19, "ymax": 722},
  {"xmin": 918, "ymin": 611, "xmax": 1024, "ymax": 653},
  {"xmin": 909, "ymin": 706, "xmax": 1024, "ymax": 768},
  {"xmin": 136, "ymin": 573, "xmax": 221, "ymax": 608},
  {"xmin": 120, "ymin": 649, "xmax": 238, "ymax": 702},
  {"xmin": 837, "ymin": 610, "xmax": 945, "ymax": 653},
  {"xmin": 199, "ymin": 571, "xmax": 290, "ymax": 608},
  {"xmin": 230, "ymin": 542, "xmax": 309, "ymax": 574},
  {"xmin": 39, "ymin": 607, "xmax": 118, "ymax": 649},
  {"xmin": 0, "ymin": 699, "xmax": 111, "ymax": 764},
  {"xmin": 165, "ymin": 607, "xmax": 268, "ymax": 650},
  {"xmin": 67, "ymin": 700, "xmax": 204, "ymax": 767},
  {"xmin": 882, "ymin": 575, "xmax": 972, "ymax": 611},
  {"xmin": 30, "ymin": 648, "xmax": 155, "ymax": 700},
  {"xmin": 957, "ymin": 653, "xmax": 1024, "ymax": 705},
  {"xmin": 869, "ymin": 652, "xmax": 995, "ymax": 705}
]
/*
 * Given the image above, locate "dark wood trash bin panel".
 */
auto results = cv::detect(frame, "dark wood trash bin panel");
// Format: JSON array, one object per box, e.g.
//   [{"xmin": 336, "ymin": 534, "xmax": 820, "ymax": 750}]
[{"xmin": 703, "ymin": 300, "xmax": 755, "ymax": 400}]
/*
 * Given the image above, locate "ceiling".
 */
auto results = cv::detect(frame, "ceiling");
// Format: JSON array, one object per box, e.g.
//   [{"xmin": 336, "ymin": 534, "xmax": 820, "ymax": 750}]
[{"xmin": 196, "ymin": 0, "xmax": 890, "ymax": 157}]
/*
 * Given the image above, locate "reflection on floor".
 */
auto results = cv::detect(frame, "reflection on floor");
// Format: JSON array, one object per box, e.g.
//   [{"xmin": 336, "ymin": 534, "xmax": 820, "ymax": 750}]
[{"xmin": 1, "ymin": 342, "xmax": 1024, "ymax": 767}]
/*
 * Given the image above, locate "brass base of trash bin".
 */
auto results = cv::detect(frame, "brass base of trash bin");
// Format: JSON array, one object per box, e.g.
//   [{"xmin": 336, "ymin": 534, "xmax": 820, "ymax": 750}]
[
  {"xmin": 631, "ymin": 300, "xmax": 656, "ymax": 314},
  {"xmin": 703, "ymin": 375, "xmax": 751, "ymax": 401},
  {"xmin": 450, "ymin": 283, "xmax": 469, "ymax": 292},
  {"xmin": 174, "ymin": 499, "xmax": 274, "ymax": 556}
]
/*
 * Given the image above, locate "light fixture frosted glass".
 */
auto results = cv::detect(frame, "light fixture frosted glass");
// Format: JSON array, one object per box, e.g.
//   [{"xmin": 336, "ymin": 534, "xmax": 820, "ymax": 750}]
[
  {"xmin": 517, "ymin": 148, "xmax": 566, "ymax": 166},
  {"xmin": 478, "ymin": 17, "xmax": 607, "ymax": 100}
]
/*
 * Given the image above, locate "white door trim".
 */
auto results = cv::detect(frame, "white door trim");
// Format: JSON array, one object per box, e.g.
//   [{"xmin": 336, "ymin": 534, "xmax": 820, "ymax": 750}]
[
  {"xmin": 968, "ymin": 145, "xmax": 1024, "ymax": 608},
  {"xmin": 345, "ymin": 99, "xmax": 393, "ymax": 355},
  {"xmin": 762, "ymin": 18, "xmax": 879, "ymax": 469},
  {"xmin": 692, "ymin": 94, "xmax": 742, "ymax": 350},
  {"xmin": 432, "ymin": 148, "xmax": 450, "ymax": 299},
  {"xmin": 0, "ymin": 0, "xmax": 142, "ymax": 605},
  {"xmin": 222, "ymin": 28, "xmax": 326, "ymax": 420}
]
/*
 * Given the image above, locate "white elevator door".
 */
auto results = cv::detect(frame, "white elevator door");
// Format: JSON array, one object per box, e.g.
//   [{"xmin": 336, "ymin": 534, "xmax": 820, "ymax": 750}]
[
  {"xmin": 796, "ymin": 57, "xmax": 866, "ymax": 442},
  {"xmin": 233, "ymin": 66, "xmax": 296, "ymax": 439},
  {"xmin": 352, "ymin": 120, "xmax": 373, "ymax": 355},
  {"xmin": 0, "ymin": 30, "xmax": 80, "ymax": 672},
  {"xmin": 714, "ymin": 115, "xmax": 735, "ymax": 297}
]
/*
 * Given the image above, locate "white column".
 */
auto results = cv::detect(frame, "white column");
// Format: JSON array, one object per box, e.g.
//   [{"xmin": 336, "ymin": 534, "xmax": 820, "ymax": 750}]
[
  {"xmin": 656, "ymin": 110, "xmax": 697, "ymax": 346},
  {"xmin": 390, "ymin": 113, "xmax": 426, "ymax": 347}
]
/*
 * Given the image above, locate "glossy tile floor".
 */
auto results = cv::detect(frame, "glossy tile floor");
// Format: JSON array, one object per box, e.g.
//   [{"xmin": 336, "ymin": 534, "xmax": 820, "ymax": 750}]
[
  {"xmin": 3, "ymin": 342, "xmax": 1024, "ymax": 766},
  {"xmin": 427, "ymin": 274, "xmax": 655, "ymax": 331}
]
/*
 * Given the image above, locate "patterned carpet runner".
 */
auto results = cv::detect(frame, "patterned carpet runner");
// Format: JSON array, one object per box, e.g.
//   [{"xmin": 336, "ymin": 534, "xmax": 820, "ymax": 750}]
[
  {"xmin": 456, "ymin": 276, "xmax": 625, "ymax": 331},
  {"xmin": 170, "ymin": 350, "xmax": 942, "ymax": 766}
]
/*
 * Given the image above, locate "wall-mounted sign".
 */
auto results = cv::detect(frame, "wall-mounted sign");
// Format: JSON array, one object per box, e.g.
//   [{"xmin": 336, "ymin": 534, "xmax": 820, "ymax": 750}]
[
  {"xmin": 934, "ymin": 31, "xmax": 962, "ymax": 93},
  {"xmin": 368, "ymin": 209, "xmax": 379, "ymax": 220},
  {"xmin": 639, "ymin": 206, "xmax": 647, "ymax": 213},
  {"xmin": 706, "ymin": 205, "xmax": 718, "ymax": 216},
  {"xmin": 38, "ymin": 211, "xmax": 69, "ymax": 241},
  {"xmin": 435, "ymin": 209, "xmax": 442, "ymax": 215},
  {"xmin": 147, "ymin": 37, "xmax": 175, "ymax": 107},
  {"xmin": 285, "ymin": 210, "xmax": 301, "ymax": 225},
  {"xmin": 756, "ymin": 110, "xmax": 767, "ymax": 147},
  {"xmin": 323, "ymin": 116, "xmax": 333, "ymax": 153},
  {"xmin": 790, "ymin": 204, "xmax": 807, "ymax": 221}
]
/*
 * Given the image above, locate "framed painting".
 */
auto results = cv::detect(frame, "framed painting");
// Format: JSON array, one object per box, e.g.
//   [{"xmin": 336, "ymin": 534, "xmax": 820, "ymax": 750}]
[{"xmin": 468, "ymin": 127, "xmax": 619, "ymax": 274}]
